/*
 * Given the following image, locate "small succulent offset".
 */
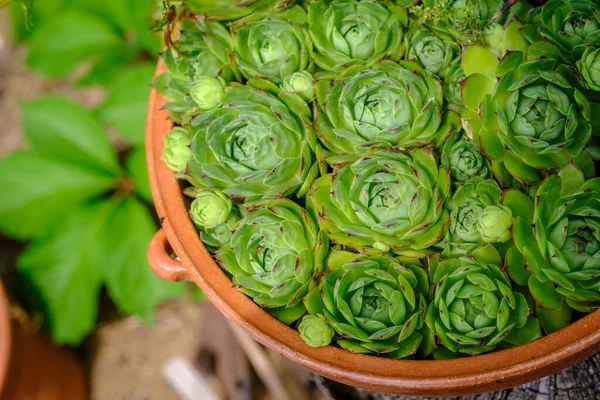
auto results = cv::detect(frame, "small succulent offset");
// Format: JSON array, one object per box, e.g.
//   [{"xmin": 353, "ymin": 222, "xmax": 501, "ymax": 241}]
[
  {"xmin": 230, "ymin": 6, "xmax": 311, "ymax": 83},
  {"xmin": 315, "ymin": 61, "xmax": 455, "ymax": 156},
  {"xmin": 157, "ymin": 0, "xmax": 600, "ymax": 360},
  {"xmin": 441, "ymin": 131, "xmax": 490, "ymax": 183},
  {"xmin": 406, "ymin": 26, "xmax": 460, "ymax": 77},
  {"xmin": 308, "ymin": 149, "xmax": 450, "ymax": 255},
  {"xmin": 308, "ymin": 0, "xmax": 406, "ymax": 71},
  {"xmin": 440, "ymin": 178, "xmax": 506, "ymax": 257},
  {"xmin": 217, "ymin": 199, "xmax": 329, "ymax": 324},
  {"xmin": 186, "ymin": 85, "xmax": 318, "ymax": 199},
  {"xmin": 162, "ymin": 127, "xmax": 193, "ymax": 176},
  {"xmin": 426, "ymin": 255, "xmax": 541, "ymax": 358},
  {"xmin": 302, "ymin": 251, "xmax": 430, "ymax": 358}
]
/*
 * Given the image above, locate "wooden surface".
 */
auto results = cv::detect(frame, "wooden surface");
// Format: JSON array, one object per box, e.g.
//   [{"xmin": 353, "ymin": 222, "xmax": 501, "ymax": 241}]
[{"xmin": 312, "ymin": 354, "xmax": 600, "ymax": 400}]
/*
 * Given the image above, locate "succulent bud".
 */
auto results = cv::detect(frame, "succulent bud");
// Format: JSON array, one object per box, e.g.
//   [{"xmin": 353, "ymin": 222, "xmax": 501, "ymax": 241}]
[
  {"xmin": 477, "ymin": 205, "xmax": 513, "ymax": 243},
  {"xmin": 162, "ymin": 127, "xmax": 192, "ymax": 175},
  {"xmin": 298, "ymin": 315, "xmax": 333, "ymax": 348},
  {"xmin": 190, "ymin": 189, "xmax": 233, "ymax": 229},
  {"xmin": 282, "ymin": 71, "xmax": 315, "ymax": 102},
  {"xmin": 190, "ymin": 76, "xmax": 226, "ymax": 111}
]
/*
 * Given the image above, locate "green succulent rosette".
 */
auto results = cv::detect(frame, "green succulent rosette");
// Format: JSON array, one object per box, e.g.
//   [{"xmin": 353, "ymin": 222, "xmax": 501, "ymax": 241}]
[
  {"xmin": 298, "ymin": 315, "xmax": 334, "ymax": 347},
  {"xmin": 302, "ymin": 250, "xmax": 430, "ymax": 357},
  {"xmin": 183, "ymin": 0, "xmax": 293, "ymax": 20},
  {"xmin": 441, "ymin": 131, "xmax": 490, "ymax": 183},
  {"xmin": 441, "ymin": 178, "xmax": 505, "ymax": 257},
  {"xmin": 282, "ymin": 71, "xmax": 315, "ymax": 102},
  {"xmin": 511, "ymin": 163, "xmax": 600, "ymax": 315},
  {"xmin": 162, "ymin": 127, "xmax": 193, "ymax": 176},
  {"xmin": 479, "ymin": 53, "xmax": 593, "ymax": 184},
  {"xmin": 154, "ymin": 19, "xmax": 238, "ymax": 123},
  {"xmin": 308, "ymin": 149, "xmax": 450, "ymax": 255},
  {"xmin": 525, "ymin": 0, "xmax": 600, "ymax": 60},
  {"xmin": 189, "ymin": 188, "xmax": 233, "ymax": 229},
  {"xmin": 230, "ymin": 6, "xmax": 310, "ymax": 83},
  {"xmin": 307, "ymin": 0, "xmax": 406, "ymax": 71},
  {"xmin": 217, "ymin": 199, "xmax": 329, "ymax": 324},
  {"xmin": 426, "ymin": 254, "xmax": 541, "ymax": 358},
  {"xmin": 187, "ymin": 85, "xmax": 318, "ymax": 199},
  {"xmin": 577, "ymin": 46, "xmax": 600, "ymax": 91},
  {"xmin": 315, "ymin": 61, "xmax": 457, "ymax": 156},
  {"xmin": 406, "ymin": 26, "xmax": 460, "ymax": 77}
]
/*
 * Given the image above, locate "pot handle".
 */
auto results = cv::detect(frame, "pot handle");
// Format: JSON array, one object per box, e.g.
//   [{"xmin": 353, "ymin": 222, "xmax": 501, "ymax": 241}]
[{"xmin": 148, "ymin": 229, "xmax": 190, "ymax": 282}]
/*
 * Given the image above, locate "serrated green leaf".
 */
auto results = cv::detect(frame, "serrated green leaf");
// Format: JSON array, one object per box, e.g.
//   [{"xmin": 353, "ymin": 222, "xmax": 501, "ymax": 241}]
[
  {"xmin": 98, "ymin": 64, "xmax": 155, "ymax": 146},
  {"xmin": 26, "ymin": 10, "xmax": 121, "ymax": 78},
  {"xmin": 102, "ymin": 198, "xmax": 185, "ymax": 320},
  {"xmin": 0, "ymin": 152, "xmax": 117, "ymax": 240},
  {"xmin": 17, "ymin": 201, "xmax": 118, "ymax": 344},
  {"xmin": 23, "ymin": 97, "xmax": 121, "ymax": 175}
]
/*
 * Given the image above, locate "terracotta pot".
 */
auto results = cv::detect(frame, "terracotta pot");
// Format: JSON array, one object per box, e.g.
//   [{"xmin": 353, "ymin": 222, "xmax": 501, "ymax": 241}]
[
  {"xmin": 146, "ymin": 61, "xmax": 600, "ymax": 396},
  {"xmin": 0, "ymin": 281, "xmax": 87, "ymax": 400}
]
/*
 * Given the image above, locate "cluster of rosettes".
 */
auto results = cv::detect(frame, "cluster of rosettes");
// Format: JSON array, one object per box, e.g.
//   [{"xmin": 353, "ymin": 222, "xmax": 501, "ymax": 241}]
[{"xmin": 157, "ymin": 0, "xmax": 600, "ymax": 359}]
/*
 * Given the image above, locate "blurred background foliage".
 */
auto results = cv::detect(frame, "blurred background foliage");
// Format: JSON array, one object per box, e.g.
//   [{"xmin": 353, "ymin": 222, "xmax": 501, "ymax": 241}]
[{"xmin": 0, "ymin": 0, "xmax": 189, "ymax": 346}]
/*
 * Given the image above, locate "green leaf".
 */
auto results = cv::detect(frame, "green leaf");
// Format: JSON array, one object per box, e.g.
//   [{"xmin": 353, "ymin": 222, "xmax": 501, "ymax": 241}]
[
  {"xmin": 528, "ymin": 275, "xmax": 563, "ymax": 310},
  {"xmin": 536, "ymin": 304, "xmax": 573, "ymax": 334},
  {"xmin": 26, "ymin": 10, "xmax": 121, "ymax": 78},
  {"xmin": 98, "ymin": 64, "xmax": 155, "ymax": 146},
  {"xmin": 23, "ymin": 97, "xmax": 121, "ymax": 175},
  {"xmin": 0, "ymin": 152, "xmax": 116, "ymax": 240},
  {"xmin": 125, "ymin": 148, "xmax": 153, "ymax": 203},
  {"xmin": 17, "ymin": 201, "xmax": 118, "ymax": 344},
  {"xmin": 102, "ymin": 198, "xmax": 185, "ymax": 320}
]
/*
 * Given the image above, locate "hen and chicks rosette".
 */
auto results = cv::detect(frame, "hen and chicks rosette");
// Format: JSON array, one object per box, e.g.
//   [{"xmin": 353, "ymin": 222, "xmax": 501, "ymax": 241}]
[{"xmin": 157, "ymin": 0, "xmax": 600, "ymax": 360}]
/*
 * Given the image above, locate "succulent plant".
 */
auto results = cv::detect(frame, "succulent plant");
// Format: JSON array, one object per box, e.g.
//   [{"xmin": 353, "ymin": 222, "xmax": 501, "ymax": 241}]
[
  {"xmin": 511, "ymin": 163, "xmax": 600, "ymax": 314},
  {"xmin": 217, "ymin": 199, "xmax": 329, "ymax": 324},
  {"xmin": 298, "ymin": 315, "xmax": 334, "ymax": 347},
  {"xmin": 426, "ymin": 254, "xmax": 540, "ymax": 358},
  {"xmin": 406, "ymin": 26, "xmax": 460, "ymax": 77},
  {"xmin": 479, "ymin": 53, "xmax": 592, "ymax": 184},
  {"xmin": 154, "ymin": 19, "xmax": 238, "ymax": 123},
  {"xmin": 477, "ymin": 206, "xmax": 513, "ymax": 243},
  {"xmin": 187, "ymin": 85, "xmax": 318, "ymax": 199},
  {"xmin": 577, "ymin": 46, "xmax": 600, "ymax": 91},
  {"xmin": 307, "ymin": 0, "xmax": 406, "ymax": 71},
  {"xmin": 189, "ymin": 76, "xmax": 226, "ymax": 111},
  {"xmin": 315, "ymin": 61, "xmax": 457, "ymax": 156},
  {"xmin": 308, "ymin": 149, "xmax": 450, "ymax": 255},
  {"xmin": 441, "ymin": 178, "xmax": 506, "ymax": 257},
  {"xmin": 183, "ymin": 0, "xmax": 293, "ymax": 20},
  {"xmin": 189, "ymin": 189, "xmax": 233, "ymax": 229},
  {"xmin": 302, "ymin": 250, "xmax": 430, "ymax": 357},
  {"xmin": 162, "ymin": 127, "xmax": 193, "ymax": 176},
  {"xmin": 441, "ymin": 131, "xmax": 490, "ymax": 183},
  {"xmin": 230, "ymin": 6, "xmax": 310, "ymax": 83},
  {"xmin": 155, "ymin": 0, "xmax": 600, "ymax": 360},
  {"xmin": 282, "ymin": 71, "xmax": 315, "ymax": 102},
  {"xmin": 526, "ymin": 0, "xmax": 600, "ymax": 60}
]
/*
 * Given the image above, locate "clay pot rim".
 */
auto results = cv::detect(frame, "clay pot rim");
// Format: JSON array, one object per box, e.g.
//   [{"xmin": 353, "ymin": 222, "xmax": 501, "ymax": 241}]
[
  {"xmin": 0, "ymin": 281, "xmax": 12, "ymax": 395},
  {"xmin": 146, "ymin": 61, "xmax": 600, "ymax": 396}
]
